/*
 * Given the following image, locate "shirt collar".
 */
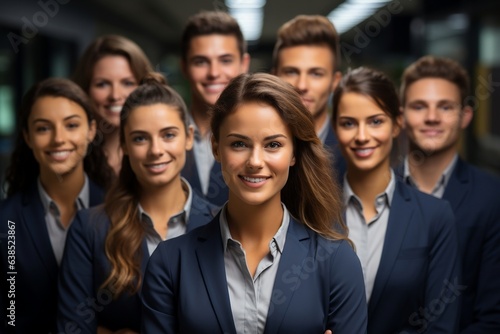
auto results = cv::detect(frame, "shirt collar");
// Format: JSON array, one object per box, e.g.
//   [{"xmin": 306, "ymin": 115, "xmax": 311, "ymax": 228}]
[
  {"xmin": 403, "ymin": 154, "xmax": 458, "ymax": 190},
  {"xmin": 138, "ymin": 177, "xmax": 192, "ymax": 231},
  {"xmin": 219, "ymin": 203, "xmax": 290, "ymax": 254},
  {"xmin": 343, "ymin": 170, "xmax": 396, "ymax": 207},
  {"xmin": 37, "ymin": 174, "xmax": 90, "ymax": 213}
]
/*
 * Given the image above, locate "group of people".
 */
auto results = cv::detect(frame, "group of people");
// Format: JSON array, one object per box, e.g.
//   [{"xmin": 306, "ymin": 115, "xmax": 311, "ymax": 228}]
[{"xmin": 0, "ymin": 9, "xmax": 499, "ymax": 334}]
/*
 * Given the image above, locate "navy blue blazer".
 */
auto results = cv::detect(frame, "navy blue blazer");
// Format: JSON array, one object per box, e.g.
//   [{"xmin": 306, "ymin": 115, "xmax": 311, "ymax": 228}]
[
  {"xmin": 0, "ymin": 181, "xmax": 104, "ymax": 334},
  {"xmin": 56, "ymin": 191, "xmax": 217, "ymax": 333},
  {"xmin": 182, "ymin": 149, "xmax": 228, "ymax": 207},
  {"xmin": 324, "ymin": 123, "xmax": 346, "ymax": 185},
  {"xmin": 398, "ymin": 158, "xmax": 500, "ymax": 333},
  {"xmin": 141, "ymin": 215, "xmax": 367, "ymax": 334},
  {"xmin": 365, "ymin": 180, "xmax": 461, "ymax": 333}
]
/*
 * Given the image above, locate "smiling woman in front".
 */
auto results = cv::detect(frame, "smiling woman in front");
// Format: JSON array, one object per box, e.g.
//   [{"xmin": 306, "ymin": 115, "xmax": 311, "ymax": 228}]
[{"xmin": 141, "ymin": 73, "xmax": 367, "ymax": 334}]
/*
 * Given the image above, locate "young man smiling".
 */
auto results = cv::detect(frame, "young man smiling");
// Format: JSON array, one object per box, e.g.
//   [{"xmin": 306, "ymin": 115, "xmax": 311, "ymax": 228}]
[
  {"xmin": 180, "ymin": 11, "xmax": 250, "ymax": 206},
  {"xmin": 399, "ymin": 55, "xmax": 500, "ymax": 333},
  {"xmin": 272, "ymin": 15, "xmax": 346, "ymax": 182}
]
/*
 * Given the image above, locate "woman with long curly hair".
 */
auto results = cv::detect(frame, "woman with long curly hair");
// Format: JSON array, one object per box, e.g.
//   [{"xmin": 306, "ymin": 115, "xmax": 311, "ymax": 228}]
[{"xmin": 57, "ymin": 74, "xmax": 217, "ymax": 334}]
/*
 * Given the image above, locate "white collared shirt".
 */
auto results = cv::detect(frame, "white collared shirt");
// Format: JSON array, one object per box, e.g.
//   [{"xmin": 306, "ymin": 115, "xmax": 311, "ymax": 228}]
[
  {"xmin": 344, "ymin": 171, "xmax": 396, "ymax": 302},
  {"xmin": 403, "ymin": 154, "xmax": 458, "ymax": 198}
]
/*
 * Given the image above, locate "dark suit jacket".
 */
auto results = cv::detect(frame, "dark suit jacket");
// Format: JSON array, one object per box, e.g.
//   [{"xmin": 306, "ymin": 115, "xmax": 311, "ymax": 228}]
[
  {"xmin": 141, "ymin": 215, "xmax": 367, "ymax": 334},
  {"xmin": 324, "ymin": 124, "xmax": 347, "ymax": 185},
  {"xmin": 397, "ymin": 158, "xmax": 500, "ymax": 333},
  {"xmin": 181, "ymin": 149, "xmax": 228, "ymax": 207},
  {"xmin": 56, "ymin": 191, "xmax": 217, "ymax": 333},
  {"xmin": 366, "ymin": 180, "xmax": 461, "ymax": 333},
  {"xmin": 0, "ymin": 181, "xmax": 104, "ymax": 334}
]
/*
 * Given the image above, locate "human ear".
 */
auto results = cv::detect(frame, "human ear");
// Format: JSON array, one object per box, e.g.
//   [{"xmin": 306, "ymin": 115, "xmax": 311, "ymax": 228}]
[{"xmin": 211, "ymin": 135, "xmax": 220, "ymax": 162}]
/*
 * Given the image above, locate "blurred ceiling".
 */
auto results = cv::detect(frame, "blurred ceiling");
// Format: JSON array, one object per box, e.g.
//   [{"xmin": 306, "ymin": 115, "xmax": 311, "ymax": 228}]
[{"xmin": 85, "ymin": 0, "xmax": 420, "ymax": 47}]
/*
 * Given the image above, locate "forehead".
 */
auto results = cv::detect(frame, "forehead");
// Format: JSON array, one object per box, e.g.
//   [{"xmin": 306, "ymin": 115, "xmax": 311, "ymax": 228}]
[
  {"xmin": 338, "ymin": 92, "xmax": 385, "ymax": 116},
  {"xmin": 187, "ymin": 34, "xmax": 240, "ymax": 58},
  {"xmin": 30, "ymin": 96, "xmax": 87, "ymax": 120},
  {"xmin": 221, "ymin": 102, "xmax": 291, "ymax": 137},
  {"xmin": 125, "ymin": 103, "xmax": 183, "ymax": 129},
  {"xmin": 277, "ymin": 45, "xmax": 335, "ymax": 70},
  {"xmin": 92, "ymin": 55, "xmax": 134, "ymax": 78},
  {"xmin": 405, "ymin": 78, "xmax": 461, "ymax": 103}
]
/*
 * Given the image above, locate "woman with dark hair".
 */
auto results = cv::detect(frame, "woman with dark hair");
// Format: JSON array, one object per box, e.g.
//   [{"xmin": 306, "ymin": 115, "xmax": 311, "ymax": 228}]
[
  {"xmin": 142, "ymin": 73, "xmax": 367, "ymax": 333},
  {"xmin": 73, "ymin": 34, "xmax": 154, "ymax": 174},
  {"xmin": 0, "ymin": 78, "xmax": 111, "ymax": 334},
  {"xmin": 57, "ymin": 74, "xmax": 217, "ymax": 334},
  {"xmin": 331, "ymin": 67, "xmax": 461, "ymax": 333}
]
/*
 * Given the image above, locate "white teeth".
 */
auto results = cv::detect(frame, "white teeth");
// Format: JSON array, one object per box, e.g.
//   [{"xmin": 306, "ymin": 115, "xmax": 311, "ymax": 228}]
[
  {"xmin": 148, "ymin": 163, "xmax": 167, "ymax": 170},
  {"xmin": 108, "ymin": 105, "xmax": 122, "ymax": 113},
  {"xmin": 50, "ymin": 151, "xmax": 70, "ymax": 158},
  {"xmin": 242, "ymin": 176, "xmax": 266, "ymax": 183},
  {"xmin": 357, "ymin": 148, "xmax": 372, "ymax": 153}
]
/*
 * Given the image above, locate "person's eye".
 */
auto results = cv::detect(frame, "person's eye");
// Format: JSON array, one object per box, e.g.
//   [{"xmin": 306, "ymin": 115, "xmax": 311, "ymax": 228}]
[
  {"xmin": 94, "ymin": 81, "xmax": 109, "ymax": 88},
  {"xmin": 370, "ymin": 118, "xmax": 383, "ymax": 126},
  {"xmin": 410, "ymin": 104, "xmax": 425, "ymax": 111},
  {"xmin": 282, "ymin": 69, "xmax": 297, "ymax": 77},
  {"xmin": 230, "ymin": 141, "xmax": 247, "ymax": 149},
  {"xmin": 35, "ymin": 125, "xmax": 50, "ymax": 133},
  {"xmin": 192, "ymin": 59, "xmax": 207, "ymax": 66},
  {"xmin": 123, "ymin": 80, "xmax": 137, "ymax": 87},
  {"xmin": 340, "ymin": 120, "xmax": 354, "ymax": 128},
  {"xmin": 266, "ymin": 141, "xmax": 282, "ymax": 150},
  {"xmin": 66, "ymin": 122, "xmax": 80, "ymax": 129},
  {"xmin": 440, "ymin": 104, "xmax": 454, "ymax": 112},
  {"xmin": 132, "ymin": 136, "xmax": 146, "ymax": 143},
  {"xmin": 163, "ymin": 132, "xmax": 176, "ymax": 140},
  {"xmin": 220, "ymin": 57, "xmax": 234, "ymax": 65},
  {"xmin": 311, "ymin": 71, "xmax": 324, "ymax": 78}
]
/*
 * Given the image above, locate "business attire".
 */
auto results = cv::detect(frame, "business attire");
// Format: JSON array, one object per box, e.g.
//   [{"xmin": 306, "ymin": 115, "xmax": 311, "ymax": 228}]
[
  {"xmin": 0, "ymin": 179, "xmax": 104, "ymax": 334},
  {"xmin": 141, "ymin": 207, "xmax": 367, "ymax": 334},
  {"xmin": 182, "ymin": 149, "xmax": 227, "ymax": 207},
  {"xmin": 398, "ymin": 157, "xmax": 500, "ymax": 333},
  {"xmin": 345, "ymin": 175, "xmax": 461, "ymax": 333},
  {"xmin": 181, "ymin": 115, "xmax": 228, "ymax": 207},
  {"xmin": 57, "ymin": 184, "xmax": 217, "ymax": 333},
  {"xmin": 320, "ymin": 115, "xmax": 346, "ymax": 185}
]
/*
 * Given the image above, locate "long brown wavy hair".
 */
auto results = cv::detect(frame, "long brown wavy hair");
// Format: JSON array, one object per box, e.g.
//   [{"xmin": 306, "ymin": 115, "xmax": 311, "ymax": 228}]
[
  {"xmin": 4, "ymin": 78, "xmax": 113, "ymax": 196},
  {"xmin": 102, "ymin": 73, "xmax": 191, "ymax": 297},
  {"xmin": 211, "ymin": 73, "xmax": 349, "ymax": 242}
]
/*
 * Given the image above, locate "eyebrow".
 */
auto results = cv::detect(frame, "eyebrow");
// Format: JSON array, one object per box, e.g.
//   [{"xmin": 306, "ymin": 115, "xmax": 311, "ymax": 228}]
[
  {"xmin": 128, "ymin": 126, "xmax": 180, "ymax": 136},
  {"xmin": 226, "ymin": 133, "xmax": 288, "ymax": 140},
  {"xmin": 32, "ymin": 114, "xmax": 82, "ymax": 123}
]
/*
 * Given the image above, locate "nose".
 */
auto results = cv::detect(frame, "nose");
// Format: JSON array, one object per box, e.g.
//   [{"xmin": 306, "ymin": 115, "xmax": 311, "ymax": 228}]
[
  {"xmin": 296, "ymin": 73, "xmax": 308, "ymax": 93},
  {"xmin": 149, "ymin": 137, "xmax": 164, "ymax": 157},
  {"xmin": 109, "ymin": 83, "xmax": 124, "ymax": 102},
  {"xmin": 355, "ymin": 124, "xmax": 369, "ymax": 144},
  {"xmin": 425, "ymin": 106, "xmax": 441, "ymax": 124},
  {"xmin": 52, "ymin": 125, "xmax": 66, "ymax": 145},
  {"xmin": 247, "ymin": 147, "xmax": 264, "ymax": 170},
  {"xmin": 208, "ymin": 62, "xmax": 220, "ymax": 79}
]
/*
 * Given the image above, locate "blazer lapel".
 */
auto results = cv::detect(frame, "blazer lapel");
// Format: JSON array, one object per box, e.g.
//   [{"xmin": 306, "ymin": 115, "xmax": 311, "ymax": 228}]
[
  {"xmin": 207, "ymin": 160, "xmax": 228, "ymax": 206},
  {"xmin": 181, "ymin": 150, "xmax": 202, "ymax": 194},
  {"xmin": 264, "ymin": 219, "xmax": 310, "ymax": 334},
  {"xmin": 21, "ymin": 184, "xmax": 58, "ymax": 277},
  {"xmin": 195, "ymin": 218, "xmax": 237, "ymax": 333},
  {"xmin": 88, "ymin": 179, "xmax": 105, "ymax": 206},
  {"xmin": 368, "ymin": 182, "xmax": 414, "ymax": 314},
  {"xmin": 442, "ymin": 158, "xmax": 469, "ymax": 212}
]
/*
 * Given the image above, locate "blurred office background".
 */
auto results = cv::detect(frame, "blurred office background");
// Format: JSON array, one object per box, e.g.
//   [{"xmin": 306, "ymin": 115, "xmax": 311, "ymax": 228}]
[{"xmin": 1, "ymin": 0, "xmax": 499, "ymax": 196}]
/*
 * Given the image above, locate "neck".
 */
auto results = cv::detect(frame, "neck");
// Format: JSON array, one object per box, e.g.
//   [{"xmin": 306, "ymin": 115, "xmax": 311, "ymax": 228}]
[
  {"xmin": 226, "ymin": 194, "xmax": 283, "ymax": 243},
  {"xmin": 139, "ymin": 177, "xmax": 187, "ymax": 222},
  {"xmin": 39, "ymin": 165, "xmax": 85, "ymax": 205},
  {"xmin": 347, "ymin": 162, "xmax": 392, "ymax": 206},
  {"xmin": 314, "ymin": 109, "xmax": 328, "ymax": 134},
  {"xmin": 407, "ymin": 143, "xmax": 457, "ymax": 194},
  {"xmin": 190, "ymin": 98, "xmax": 212, "ymax": 137}
]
